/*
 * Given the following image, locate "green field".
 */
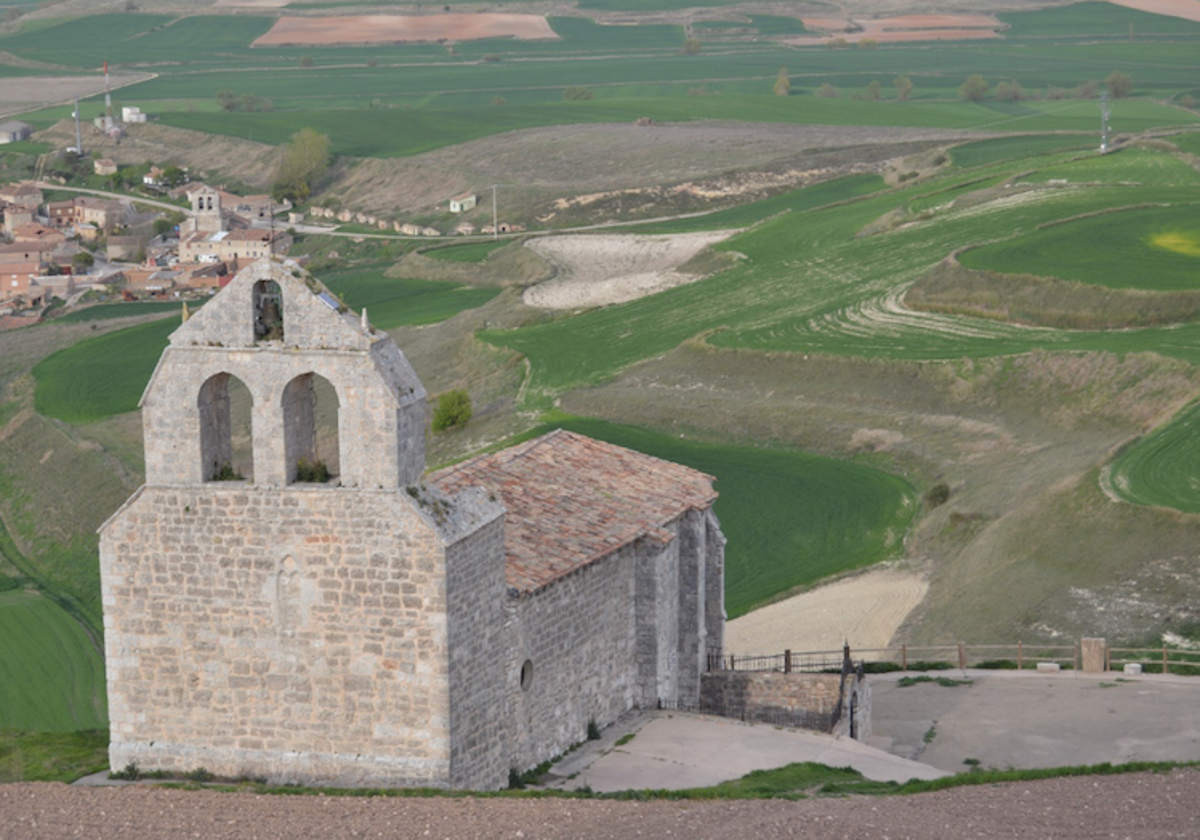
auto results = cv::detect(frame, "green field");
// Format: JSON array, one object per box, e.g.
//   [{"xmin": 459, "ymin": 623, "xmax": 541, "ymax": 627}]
[
  {"xmin": 0, "ymin": 591, "xmax": 105, "ymax": 732},
  {"xmin": 959, "ymin": 202, "xmax": 1200, "ymax": 292},
  {"xmin": 422, "ymin": 240, "xmax": 509, "ymax": 262},
  {"xmin": 320, "ymin": 264, "xmax": 501, "ymax": 329},
  {"xmin": 51, "ymin": 301, "xmax": 190, "ymax": 323},
  {"xmin": 523, "ymin": 417, "xmax": 916, "ymax": 617},
  {"xmin": 1107, "ymin": 400, "xmax": 1200, "ymax": 512},
  {"xmin": 33, "ymin": 317, "xmax": 178, "ymax": 424},
  {"xmin": 949, "ymin": 134, "xmax": 1095, "ymax": 169}
]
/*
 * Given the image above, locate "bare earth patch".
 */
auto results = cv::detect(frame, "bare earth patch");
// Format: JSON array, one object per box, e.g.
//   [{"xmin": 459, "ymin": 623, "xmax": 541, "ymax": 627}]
[
  {"xmin": 0, "ymin": 74, "xmax": 151, "ymax": 120},
  {"xmin": 795, "ymin": 13, "xmax": 1002, "ymax": 44},
  {"xmin": 1108, "ymin": 0, "xmax": 1200, "ymax": 21},
  {"xmin": 522, "ymin": 231, "xmax": 735, "ymax": 309},
  {"xmin": 726, "ymin": 568, "xmax": 929, "ymax": 654},
  {"xmin": 253, "ymin": 14, "xmax": 558, "ymax": 46}
]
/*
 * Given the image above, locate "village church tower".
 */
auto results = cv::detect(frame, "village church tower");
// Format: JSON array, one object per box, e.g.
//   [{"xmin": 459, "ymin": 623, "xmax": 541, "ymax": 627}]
[{"xmin": 101, "ymin": 258, "xmax": 725, "ymax": 790}]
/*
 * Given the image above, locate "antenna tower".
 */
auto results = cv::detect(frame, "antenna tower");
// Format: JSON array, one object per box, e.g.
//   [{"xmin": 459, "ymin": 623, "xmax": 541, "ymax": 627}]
[
  {"xmin": 1099, "ymin": 92, "xmax": 1111, "ymax": 154},
  {"xmin": 104, "ymin": 60, "xmax": 113, "ymax": 132},
  {"xmin": 73, "ymin": 97, "xmax": 82, "ymax": 155}
]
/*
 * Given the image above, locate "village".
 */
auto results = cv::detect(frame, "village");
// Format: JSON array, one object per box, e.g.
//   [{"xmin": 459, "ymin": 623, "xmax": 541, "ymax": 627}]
[{"xmin": 0, "ymin": 156, "xmax": 302, "ymax": 330}]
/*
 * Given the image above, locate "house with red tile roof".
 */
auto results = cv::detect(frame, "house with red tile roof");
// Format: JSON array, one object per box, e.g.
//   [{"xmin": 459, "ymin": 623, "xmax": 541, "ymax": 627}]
[{"xmin": 100, "ymin": 258, "xmax": 725, "ymax": 792}]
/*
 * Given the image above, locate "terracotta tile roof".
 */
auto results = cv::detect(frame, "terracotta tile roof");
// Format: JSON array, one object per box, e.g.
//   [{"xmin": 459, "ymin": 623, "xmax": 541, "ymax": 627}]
[{"xmin": 430, "ymin": 429, "xmax": 717, "ymax": 592}]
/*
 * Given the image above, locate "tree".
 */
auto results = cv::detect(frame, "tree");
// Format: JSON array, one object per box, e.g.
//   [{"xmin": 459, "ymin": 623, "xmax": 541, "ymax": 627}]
[
  {"xmin": 240, "ymin": 92, "xmax": 260, "ymax": 112},
  {"xmin": 72, "ymin": 251, "xmax": 94, "ymax": 271},
  {"xmin": 1106, "ymin": 71, "xmax": 1133, "ymax": 99},
  {"xmin": 432, "ymin": 389, "xmax": 472, "ymax": 432},
  {"xmin": 816, "ymin": 82, "xmax": 840, "ymax": 98},
  {"xmin": 894, "ymin": 75, "xmax": 913, "ymax": 101},
  {"xmin": 995, "ymin": 80, "xmax": 1024, "ymax": 101},
  {"xmin": 491, "ymin": 95, "xmax": 507, "ymax": 106},
  {"xmin": 959, "ymin": 74, "xmax": 990, "ymax": 102},
  {"xmin": 299, "ymin": 56, "xmax": 314, "ymax": 68},
  {"xmin": 215, "ymin": 89, "xmax": 236, "ymax": 112},
  {"xmin": 864, "ymin": 80, "xmax": 882, "ymax": 101},
  {"xmin": 152, "ymin": 218, "xmax": 174, "ymax": 238},
  {"xmin": 773, "ymin": 66, "xmax": 791, "ymax": 97},
  {"xmin": 681, "ymin": 37, "xmax": 701, "ymax": 55},
  {"xmin": 857, "ymin": 38, "xmax": 877, "ymax": 49},
  {"xmin": 563, "ymin": 86, "xmax": 593, "ymax": 101},
  {"xmin": 271, "ymin": 128, "xmax": 331, "ymax": 203},
  {"xmin": 1075, "ymin": 80, "xmax": 1098, "ymax": 99},
  {"xmin": 162, "ymin": 165, "xmax": 185, "ymax": 186}
]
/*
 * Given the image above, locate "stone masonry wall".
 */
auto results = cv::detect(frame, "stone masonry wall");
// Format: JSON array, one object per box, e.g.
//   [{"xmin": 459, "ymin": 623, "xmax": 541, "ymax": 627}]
[
  {"xmin": 700, "ymin": 671, "xmax": 843, "ymax": 730},
  {"xmin": 445, "ymin": 512, "xmax": 509, "ymax": 790},
  {"xmin": 101, "ymin": 485, "xmax": 456, "ymax": 787},
  {"xmin": 506, "ymin": 543, "xmax": 639, "ymax": 774}
]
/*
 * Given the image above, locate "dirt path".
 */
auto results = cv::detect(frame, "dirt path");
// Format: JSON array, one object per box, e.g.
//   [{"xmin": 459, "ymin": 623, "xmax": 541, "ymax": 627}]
[
  {"xmin": 726, "ymin": 567, "xmax": 928, "ymax": 654},
  {"xmin": 523, "ymin": 231, "xmax": 735, "ymax": 309}
]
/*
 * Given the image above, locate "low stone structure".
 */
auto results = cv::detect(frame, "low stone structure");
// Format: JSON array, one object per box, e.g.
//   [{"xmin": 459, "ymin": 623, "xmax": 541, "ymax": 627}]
[{"xmin": 100, "ymin": 258, "xmax": 725, "ymax": 790}]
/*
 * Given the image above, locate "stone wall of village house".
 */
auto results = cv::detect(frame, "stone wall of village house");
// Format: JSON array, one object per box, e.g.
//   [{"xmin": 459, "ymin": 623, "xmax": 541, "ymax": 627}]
[{"xmin": 100, "ymin": 486, "xmax": 460, "ymax": 787}]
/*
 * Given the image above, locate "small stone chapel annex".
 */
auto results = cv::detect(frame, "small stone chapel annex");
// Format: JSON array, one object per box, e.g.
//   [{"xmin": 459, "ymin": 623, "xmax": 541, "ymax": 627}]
[{"xmin": 99, "ymin": 258, "xmax": 726, "ymax": 790}]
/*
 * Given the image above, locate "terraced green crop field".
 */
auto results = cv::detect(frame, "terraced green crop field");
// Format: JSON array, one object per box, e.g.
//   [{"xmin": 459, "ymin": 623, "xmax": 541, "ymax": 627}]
[
  {"xmin": 959, "ymin": 203, "xmax": 1200, "ymax": 292},
  {"xmin": 482, "ymin": 145, "xmax": 1200, "ymax": 404},
  {"xmin": 0, "ymin": 591, "xmax": 105, "ymax": 732},
  {"xmin": 520, "ymin": 417, "xmax": 916, "ymax": 618}
]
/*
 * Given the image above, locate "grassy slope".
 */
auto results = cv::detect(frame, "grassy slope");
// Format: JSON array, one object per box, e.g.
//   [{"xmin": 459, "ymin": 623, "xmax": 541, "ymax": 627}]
[{"xmin": 0, "ymin": 591, "xmax": 105, "ymax": 731}]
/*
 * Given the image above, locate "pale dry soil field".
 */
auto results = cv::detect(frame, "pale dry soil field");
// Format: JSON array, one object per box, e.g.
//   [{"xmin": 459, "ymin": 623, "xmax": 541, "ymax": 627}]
[
  {"xmin": 523, "ymin": 231, "xmax": 736, "ymax": 309},
  {"xmin": 253, "ymin": 14, "xmax": 558, "ymax": 46}
]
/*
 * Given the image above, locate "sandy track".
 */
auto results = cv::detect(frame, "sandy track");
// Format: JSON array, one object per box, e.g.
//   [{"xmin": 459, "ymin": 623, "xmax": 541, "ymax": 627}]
[
  {"xmin": 253, "ymin": 14, "xmax": 558, "ymax": 46},
  {"xmin": 523, "ymin": 231, "xmax": 735, "ymax": 309},
  {"xmin": 726, "ymin": 567, "xmax": 928, "ymax": 655}
]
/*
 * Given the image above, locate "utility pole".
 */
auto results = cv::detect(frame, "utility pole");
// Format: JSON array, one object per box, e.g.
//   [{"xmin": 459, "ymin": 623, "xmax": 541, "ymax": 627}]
[{"xmin": 491, "ymin": 184, "xmax": 498, "ymax": 240}]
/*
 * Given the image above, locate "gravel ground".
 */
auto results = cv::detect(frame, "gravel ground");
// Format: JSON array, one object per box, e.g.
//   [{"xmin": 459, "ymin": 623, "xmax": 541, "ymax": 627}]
[{"xmin": 5, "ymin": 770, "xmax": 1200, "ymax": 839}]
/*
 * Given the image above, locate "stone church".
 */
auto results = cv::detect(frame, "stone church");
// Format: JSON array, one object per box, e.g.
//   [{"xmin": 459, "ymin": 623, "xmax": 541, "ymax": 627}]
[{"xmin": 99, "ymin": 258, "xmax": 726, "ymax": 790}]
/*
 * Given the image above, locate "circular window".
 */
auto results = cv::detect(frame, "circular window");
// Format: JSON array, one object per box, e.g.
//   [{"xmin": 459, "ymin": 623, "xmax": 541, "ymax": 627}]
[{"xmin": 520, "ymin": 659, "xmax": 533, "ymax": 691}]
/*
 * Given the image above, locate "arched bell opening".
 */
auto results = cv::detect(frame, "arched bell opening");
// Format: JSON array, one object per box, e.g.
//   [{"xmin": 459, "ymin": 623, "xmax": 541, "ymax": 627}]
[{"xmin": 198, "ymin": 372, "xmax": 254, "ymax": 482}]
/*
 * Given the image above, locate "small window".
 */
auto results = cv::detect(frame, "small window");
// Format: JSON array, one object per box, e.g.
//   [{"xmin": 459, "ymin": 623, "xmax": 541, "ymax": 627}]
[{"xmin": 520, "ymin": 659, "xmax": 533, "ymax": 691}]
